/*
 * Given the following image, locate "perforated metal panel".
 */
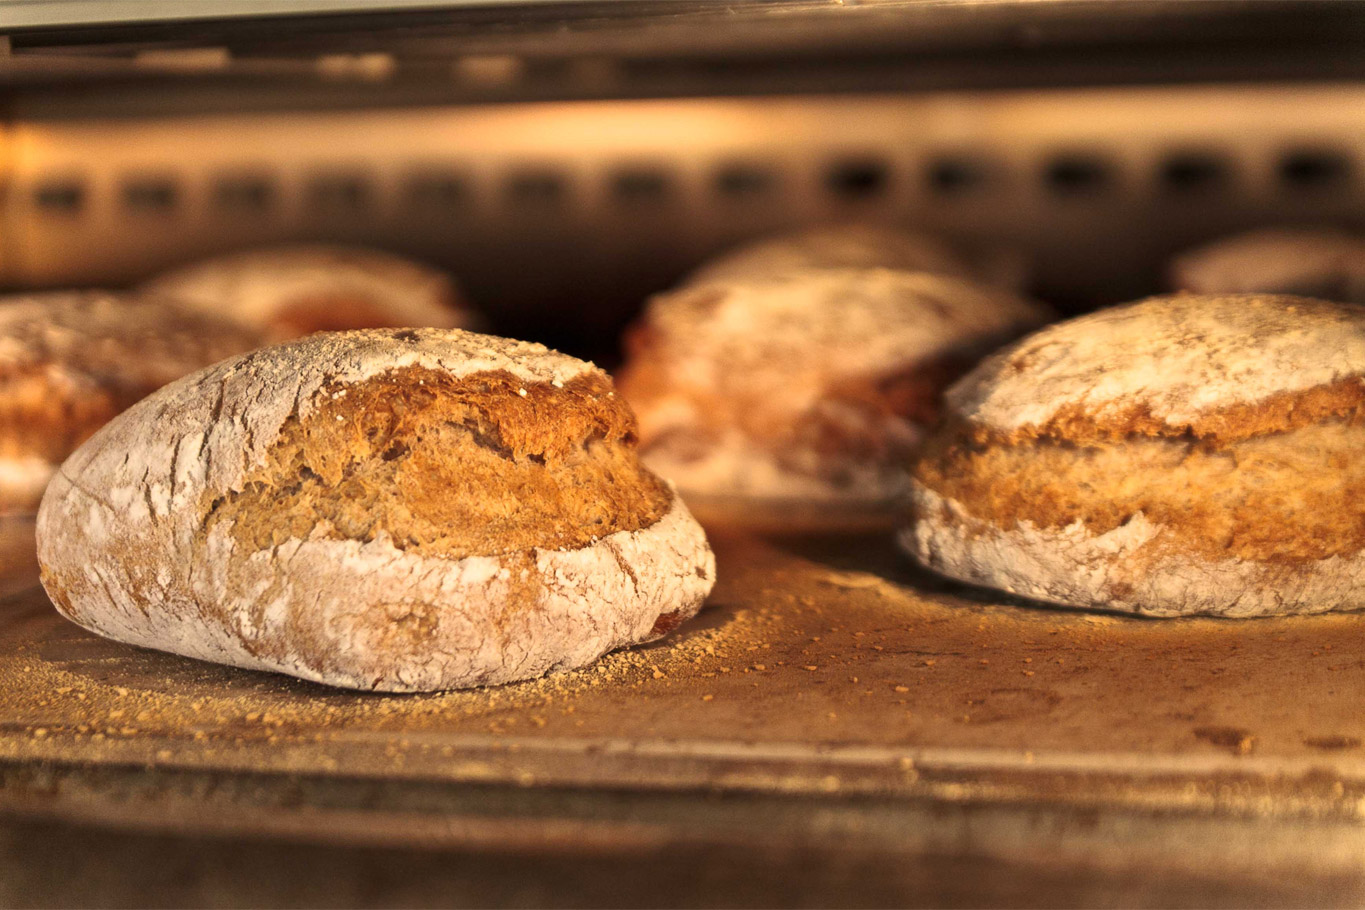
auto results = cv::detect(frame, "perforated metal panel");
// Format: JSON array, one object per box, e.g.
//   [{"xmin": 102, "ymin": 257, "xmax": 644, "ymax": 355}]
[{"xmin": 3, "ymin": 85, "xmax": 1363, "ymax": 351}]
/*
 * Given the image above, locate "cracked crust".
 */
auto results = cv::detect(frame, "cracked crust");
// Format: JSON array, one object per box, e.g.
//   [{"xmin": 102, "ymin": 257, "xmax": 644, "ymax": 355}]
[
  {"xmin": 0, "ymin": 291, "xmax": 262, "ymax": 514},
  {"xmin": 948, "ymin": 294, "xmax": 1365, "ymax": 439},
  {"xmin": 617, "ymin": 268, "xmax": 1053, "ymax": 515},
  {"xmin": 141, "ymin": 244, "xmax": 474, "ymax": 341},
  {"xmin": 35, "ymin": 328, "xmax": 715, "ymax": 692},
  {"xmin": 905, "ymin": 293, "xmax": 1365, "ymax": 617}
]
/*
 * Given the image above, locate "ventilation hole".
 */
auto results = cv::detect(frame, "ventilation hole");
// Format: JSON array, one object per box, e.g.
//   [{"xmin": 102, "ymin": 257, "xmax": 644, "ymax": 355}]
[
  {"xmin": 1160, "ymin": 152, "xmax": 1229, "ymax": 193},
  {"xmin": 825, "ymin": 158, "xmax": 887, "ymax": 200},
  {"xmin": 715, "ymin": 163, "xmax": 777, "ymax": 199},
  {"xmin": 122, "ymin": 176, "xmax": 178, "ymax": 214},
  {"xmin": 927, "ymin": 156, "xmax": 990, "ymax": 196},
  {"xmin": 1279, "ymin": 148, "xmax": 1352, "ymax": 190},
  {"xmin": 1044, "ymin": 154, "xmax": 1112, "ymax": 195},
  {"xmin": 32, "ymin": 179, "xmax": 85, "ymax": 214},
  {"xmin": 506, "ymin": 170, "xmax": 565, "ymax": 206},
  {"xmin": 214, "ymin": 174, "xmax": 275, "ymax": 213},
  {"xmin": 611, "ymin": 167, "xmax": 671, "ymax": 204},
  {"xmin": 404, "ymin": 171, "xmax": 468, "ymax": 211},
  {"xmin": 307, "ymin": 173, "xmax": 370, "ymax": 212}
]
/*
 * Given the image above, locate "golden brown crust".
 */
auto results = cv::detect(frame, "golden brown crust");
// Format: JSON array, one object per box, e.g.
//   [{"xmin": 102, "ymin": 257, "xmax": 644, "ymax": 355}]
[
  {"xmin": 204, "ymin": 367, "xmax": 672, "ymax": 560},
  {"xmin": 979, "ymin": 377, "xmax": 1365, "ymax": 448},
  {"xmin": 913, "ymin": 415, "xmax": 1365, "ymax": 565}
]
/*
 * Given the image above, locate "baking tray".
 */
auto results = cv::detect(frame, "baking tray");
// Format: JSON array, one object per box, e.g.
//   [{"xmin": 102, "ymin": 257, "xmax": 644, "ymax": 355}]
[{"xmin": 2, "ymin": 523, "xmax": 1365, "ymax": 906}]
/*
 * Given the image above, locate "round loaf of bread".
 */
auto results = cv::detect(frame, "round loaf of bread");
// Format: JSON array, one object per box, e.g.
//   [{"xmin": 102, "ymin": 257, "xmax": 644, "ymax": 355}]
[
  {"xmin": 616, "ymin": 269, "xmax": 1052, "ymax": 526},
  {"xmin": 0, "ymin": 292, "xmax": 262, "ymax": 514},
  {"xmin": 686, "ymin": 225, "xmax": 1027, "ymax": 290},
  {"xmin": 902, "ymin": 293, "xmax": 1365, "ymax": 618},
  {"xmin": 1172, "ymin": 228, "xmax": 1365, "ymax": 304},
  {"xmin": 141, "ymin": 244, "xmax": 472, "ymax": 341},
  {"xmin": 37, "ymin": 328, "xmax": 714, "ymax": 692}
]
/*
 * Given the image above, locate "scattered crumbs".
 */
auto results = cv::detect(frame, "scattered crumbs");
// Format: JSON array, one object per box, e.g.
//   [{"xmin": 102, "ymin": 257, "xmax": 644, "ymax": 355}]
[
  {"xmin": 978, "ymin": 659, "xmax": 990, "ymax": 666},
  {"xmin": 894, "ymin": 685, "xmax": 909, "ymax": 693},
  {"xmin": 923, "ymin": 659, "xmax": 936, "ymax": 667},
  {"xmin": 701, "ymin": 694, "xmax": 714, "ymax": 702},
  {"xmin": 651, "ymin": 667, "xmax": 664, "ymax": 679},
  {"xmin": 803, "ymin": 665, "xmax": 818, "ymax": 672},
  {"xmin": 517, "ymin": 388, "xmax": 528, "ymax": 397}
]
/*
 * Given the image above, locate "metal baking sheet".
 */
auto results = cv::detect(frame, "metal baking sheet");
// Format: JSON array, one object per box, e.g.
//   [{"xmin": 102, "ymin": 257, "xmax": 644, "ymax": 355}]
[{"xmin": 2, "ymin": 528, "xmax": 1365, "ymax": 903}]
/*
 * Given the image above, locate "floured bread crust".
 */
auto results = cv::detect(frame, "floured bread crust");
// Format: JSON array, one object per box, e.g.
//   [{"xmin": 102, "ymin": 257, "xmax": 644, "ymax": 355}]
[
  {"xmin": 905, "ymin": 293, "xmax": 1365, "ymax": 617},
  {"xmin": 1172, "ymin": 228, "xmax": 1365, "ymax": 304},
  {"xmin": 685, "ymin": 224, "xmax": 1028, "ymax": 290},
  {"xmin": 618, "ymin": 268, "xmax": 1053, "ymax": 517},
  {"xmin": 36, "ymin": 328, "xmax": 715, "ymax": 692},
  {"xmin": 141, "ymin": 244, "xmax": 472, "ymax": 341},
  {"xmin": 0, "ymin": 291, "xmax": 262, "ymax": 513}
]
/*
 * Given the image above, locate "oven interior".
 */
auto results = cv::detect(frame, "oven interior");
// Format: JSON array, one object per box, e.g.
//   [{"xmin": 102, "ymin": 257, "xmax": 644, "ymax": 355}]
[{"xmin": 3, "ymin": 3, "xmax": 1365, "ymax": 906}]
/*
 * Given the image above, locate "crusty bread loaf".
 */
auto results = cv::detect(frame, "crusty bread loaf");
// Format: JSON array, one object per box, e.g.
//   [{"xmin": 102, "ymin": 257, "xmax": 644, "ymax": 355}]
[
  {"xmin": 903, "ymin": 293, "xmax": 1365, "ymax": 617},
  {"xmin": 1172, "ymin": 228, "xmax": 1365, "ymax": 303},
  {"xmin": 686, "ymin": 225, "xmax": 1027, "ymax": 290},
  {"xmin": 141, "ymin": 244, "xmax": 473, "ymax": 341},
  {"xmin": 37, "ymin": 328, "xmax": 714, "ymax": 692},
  {"xmin": 617, "ymin": 268, "xmax": 1052, "ymax": 523},
  {"xmin": 0, "ymin": 291, "xmax": 262, "ymax": 514}
]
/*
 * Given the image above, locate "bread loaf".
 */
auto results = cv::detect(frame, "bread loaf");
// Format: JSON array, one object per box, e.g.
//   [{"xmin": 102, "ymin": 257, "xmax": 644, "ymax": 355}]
[
  {"xmin": 1172, "ymin": 228, "xmax": 1365, "ymax": 304},
  {"xmin": 903, "ymin": 293, "xmax": 1365, "ymax": 617},
  {"xmin": 141, "ymin": 244, "xmax": 473, "ymax": 341},
  {"xmin": 686, "ymin": 224, "xmax": 1025, "ymax": 289},
  {"xmin": 617, "ymin": 268, "xmax": 1052, "ymax": 525},
  {"xmin": 37, "ymin": 328, "xmax": 714, "ymax": 691},
  {"xmin": 0, "ymin": 292, "xmax": 261, "ymax": 514}
]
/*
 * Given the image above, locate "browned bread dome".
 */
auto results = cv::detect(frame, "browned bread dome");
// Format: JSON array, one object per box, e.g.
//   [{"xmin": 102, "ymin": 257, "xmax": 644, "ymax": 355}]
[
  {"xmin": 140, "ymin": 244, "xmax": 474, "ymax": 341},
  {"xmin": 1172, "ymin": 228, "xmax": 1365, "ymax": 304},
  {"xmin": 686, "ymin": 224, "xmax": 1026, "ymax": 289},
  {"xmin": 903, "ymin": 293, "xmax": 1365, "ymax": 617},
  {"xmin": 617, "ymin": 268, "xmax": 1052, "ymax": 527},
  {"xmin": 37, "ymin": 328, "xmax": 714, "ymax": 691}
]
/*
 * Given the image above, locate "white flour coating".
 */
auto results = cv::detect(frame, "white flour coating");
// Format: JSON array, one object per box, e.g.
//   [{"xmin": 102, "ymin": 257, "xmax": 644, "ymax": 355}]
[
  {"xmin": 686, "ymin": 225, "xmax": 978, "ymax": 286},
  {"xmin": 636, "ymin": 268, "xmax": 1051, "ymax": 435},
  {"xmin": 141, "ymin": 244, "xmax": 469, "ymax": 335},
  {"xmin": 643, "ymin": 427, "xmax": 916, "ymax": 507},
  {"xmin": 902, "ymin": 483, "xmax": 1365, "ymax": 618},
  {"xmin": 0, "ymin": 290, "xmax": 258, "ymax": 384},
  {"xmin": 1172, "ymin": 228, "xmax": 1365, "ymax": 304},
  {"xmin": 0, "ymin": 455, "xmax": 57, "ymax": 515},
  {"xmin": 949, "ymin": 294, "xmax": 1365, "ymax": 434},
  {"xmin": 35, "ymin": 328, "xmax": 714, "ymax": 692}
]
